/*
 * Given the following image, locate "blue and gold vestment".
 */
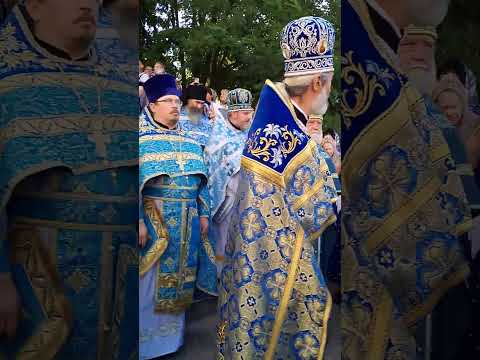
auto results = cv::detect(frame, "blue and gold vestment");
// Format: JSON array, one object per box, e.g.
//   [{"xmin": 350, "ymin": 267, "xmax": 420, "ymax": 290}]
[
  {"xmin": 139, "ymin": 107, "xmax": 217, "ymax": 311},
  {"xmin": 217, "ymin": 80, "xmax": 338, "ymax": 360},
  {"xmin": 178, "ymin": 107, "xmax": 212, "ymax": 147},
  {"xmin": 341, "ymin": 1, "xmax": 473, "ymax": 359},
  {"xmin": 0, "ymin": 6, "xmax": 138, "ymax": 359},
  {"xmin": 205, "ymin": 114, "xmax": 249, "ymax": 219}
]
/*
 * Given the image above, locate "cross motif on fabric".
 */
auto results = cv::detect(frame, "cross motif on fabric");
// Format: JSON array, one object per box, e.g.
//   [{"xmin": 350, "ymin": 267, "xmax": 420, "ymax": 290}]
[
  {"xmin": 88, "ymin": 130, "xmax": 111, "ymax": 159},
  {"xmin": 174, "ymin": 153, "xmax": 188, "ymax": 172}
]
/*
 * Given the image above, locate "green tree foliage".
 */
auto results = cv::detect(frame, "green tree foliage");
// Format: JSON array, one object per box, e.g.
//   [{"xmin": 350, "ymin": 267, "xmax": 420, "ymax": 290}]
[{"xmin": 140, "ymin": 0, "xmax": 341, "ymax": 131}]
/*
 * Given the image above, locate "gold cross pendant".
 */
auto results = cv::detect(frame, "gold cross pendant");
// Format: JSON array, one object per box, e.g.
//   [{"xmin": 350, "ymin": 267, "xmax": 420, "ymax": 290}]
[{"xmin": 175, "ymin": 153, "xmax": 187, "ymax": 172}]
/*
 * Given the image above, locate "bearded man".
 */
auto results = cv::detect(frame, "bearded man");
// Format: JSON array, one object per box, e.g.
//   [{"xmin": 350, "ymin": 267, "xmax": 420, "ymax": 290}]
[
  {"xmin": 217, "ymin": 16, "xmax": 339, "ymax": 360},
  {"xmin": 204, "ymin": 88, "xmax": 254, "ymax": 276},
  {"xmin": 342, "ymin": 0, "xmax": 472, "ymax": 359},
  {"xmin": 179, "ymin": 84, "xmax": 212, "ymax": 147}
]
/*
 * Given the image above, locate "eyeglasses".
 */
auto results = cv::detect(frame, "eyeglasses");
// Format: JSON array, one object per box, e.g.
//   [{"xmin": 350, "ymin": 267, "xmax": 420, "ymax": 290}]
[{"xmin": 156, "ymin": 98, "xmax": 181, "ymax": 106}]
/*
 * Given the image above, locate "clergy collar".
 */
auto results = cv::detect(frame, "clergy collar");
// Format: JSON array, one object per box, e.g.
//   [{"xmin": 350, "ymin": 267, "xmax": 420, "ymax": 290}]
[
  {"xmin": 366, "ymin": 0, "xmax": 401, "ymax": 52},
  {"xmin": 34, "ymin": 36, "xmax": 91, "ymax": 61},
  {"xmin": 291, "ymin": 99, "xmax": 308, "ymax": 126}
]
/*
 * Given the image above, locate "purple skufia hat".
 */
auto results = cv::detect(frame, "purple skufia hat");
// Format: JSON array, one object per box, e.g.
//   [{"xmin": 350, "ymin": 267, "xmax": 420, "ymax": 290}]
[{"xmin": 143, "ymin": 74, "xmax": 181, "ymax": 103}]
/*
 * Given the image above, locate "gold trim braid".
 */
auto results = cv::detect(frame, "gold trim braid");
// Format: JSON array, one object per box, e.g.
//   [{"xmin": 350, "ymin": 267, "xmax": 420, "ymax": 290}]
[
  {"xmin": 139, "ymin": 197, "xmax": 168, "ymax": 277},
  {"xmin": 265, "ymin": 227, "xmax": 305, "ymax": 360}
]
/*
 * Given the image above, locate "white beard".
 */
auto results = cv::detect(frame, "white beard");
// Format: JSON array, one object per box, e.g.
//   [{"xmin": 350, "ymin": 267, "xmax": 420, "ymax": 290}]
[
  {"xmin": 312, "ymin": 91, "xmax": 329, "ymax": 115},
  {"xmin": 407, "ymin": 67, "xmax": 436, "ymax": 97},
  {"xmin": 405, "ymin": 0, "xmax": 450, "ymax": 26},
  {"xmin": 310, "ymin": 132, "xmax": 323, "ymax": 145}
]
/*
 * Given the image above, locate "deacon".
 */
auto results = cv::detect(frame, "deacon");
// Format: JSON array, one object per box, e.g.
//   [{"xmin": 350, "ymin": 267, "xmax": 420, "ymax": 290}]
[
  {"xmin": 217, "ymin": 16, "xmax": 338, "ymax": 359},
  {"xmin": 179, "ymin": 84, "xmax": 213, "ymax": 147},
  {"xmin": 139, "ymin": 74, "xmax": 217, "ymax": 359},
  {"xmin": 204, "ymin": 88, "xmax": 254, "ymax": 275}
]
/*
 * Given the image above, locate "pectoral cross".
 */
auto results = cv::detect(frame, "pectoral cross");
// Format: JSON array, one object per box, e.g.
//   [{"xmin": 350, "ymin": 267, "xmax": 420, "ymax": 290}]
[
  {"xmin": 88, "ymin": 130, "xmax": 111, "ymax": 159},
  {"xmin": 175, "ymin": 153, "xmax": 187, "ymax": 172}
]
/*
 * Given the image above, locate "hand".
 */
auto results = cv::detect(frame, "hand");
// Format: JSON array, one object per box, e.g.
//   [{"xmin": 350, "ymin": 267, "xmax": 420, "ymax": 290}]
[
  {"xmin": 208, "ymin": 108, "xmax": 216, "ymax": 122},
  {"xmin": 0, "ymin": 274, "xmax": 20, "ymax": 340},
  {"xmin": 139, "ymin": 220, "xmax": 149, "ymax": 248},
  {"xmin": 200, "ymin": 217, "xmax": 209, "ymax": 238}
]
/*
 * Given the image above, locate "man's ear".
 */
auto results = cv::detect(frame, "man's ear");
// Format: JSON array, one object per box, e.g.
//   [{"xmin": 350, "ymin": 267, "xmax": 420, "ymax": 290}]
[{"xmin": 312, "ymin": 76, "xmax": 322, "ymax": 92}]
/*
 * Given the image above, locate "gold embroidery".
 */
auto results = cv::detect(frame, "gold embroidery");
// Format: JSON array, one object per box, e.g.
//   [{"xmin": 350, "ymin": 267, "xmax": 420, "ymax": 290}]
[
  {"xmin": 96, "ymin": 232, "xmax": 113, "ymax": 360},
  {"xmin": 139, "ymin": 134, "xmax": 199, "ymax": 146},
  {"xmin": 9, "ymin": 225, "xmax": 72, "ymax": 359},
  {"xmin": 217, "ymin": 320, "xmax": 228, "ymax": 344},
  {"xmin": 365, "ymin": 176, "xmax": 442, "ymax": 254},
  {"xmin": 242, "ymin": 140, "xmax": 319, "ymax": 189},
  {"xmin": 139, "ymin": 197, "xmax": 168, "ymax": 276},
  {"xmin": 265, "ymin": 226, "xmax": 305, "ymax": 360},
  {"xmin": 154, "ymin": 295, "xmax": 194, "ymax": 314},
  {"xmin": 167, "ymin": 218, "xmax": 177, "ymax": 227},
  {"xmin": 111, "ymin": 245, "xmax": 137, "ymax": 359},
  {"xmin": 0, "ymin": 115, "xmax": 135, "ymax": 147},
  {"xmin": 140, "ymin": 152, "xmax": 204, "ymax": 166},
  {"xmin": 202, "ymin": 235, "xmax": 217, "ymax": 264},
  {"xmin": 99, "ymin": 205, "xmax": 116, "ymax": 223},
  {"xmin": 66, "ymin": 269, "xmax": 91, "ymax": 293},
  {"xmin": 246, "ymin": 125, "xmax": 303, "ymax": 166},
  {"xmin": 341, "ymin": 50, "xmax": 395, "ymax": 128}
]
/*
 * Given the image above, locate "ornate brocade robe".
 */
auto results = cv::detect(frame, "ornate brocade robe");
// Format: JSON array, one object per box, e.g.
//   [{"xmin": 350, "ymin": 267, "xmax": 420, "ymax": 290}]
[
  {"xmin": 341, "ymin": 1, "xmax": 472, "ymax": 359},
  {"xmin": 217, "ymin": 80, "xmax": 338, "ymax": 360},
  {"xmin": 139, "ymin": 107, "xmax": 217, "ymax": 312},
  {"xmin": 0, "ymin": 6, "xmax": 138, "ymax": 359},
  {"xmin": 204, "ymin": 114, "xmax": 249, "ymax": 270}
]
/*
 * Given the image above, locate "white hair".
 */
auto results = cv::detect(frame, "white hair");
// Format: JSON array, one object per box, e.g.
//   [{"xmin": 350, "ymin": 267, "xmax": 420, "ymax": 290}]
[{"xmin": 284, "ymin": 72, "xmax": 332, "ymax": 97}]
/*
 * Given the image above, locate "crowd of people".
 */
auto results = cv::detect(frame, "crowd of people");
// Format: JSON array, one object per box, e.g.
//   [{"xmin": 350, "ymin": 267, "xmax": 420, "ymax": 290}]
[
  {"xmin": 138, "ymin": 64, "xmax": 342, "ymax": 173},
  {"xmin": 138, "ymin": 6, "xmax": 480, "ymax": 360},
  {"xmin": 138, "ymin": 16, "xmax": 342, "ymax": 359}
]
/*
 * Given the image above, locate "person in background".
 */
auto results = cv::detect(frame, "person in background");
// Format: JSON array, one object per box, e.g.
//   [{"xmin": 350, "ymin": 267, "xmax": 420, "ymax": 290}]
[
  {"xmin": 144, "ymin": 65, "xmax": 153, "ymax": 78},
  {"xmin": 204, "ymin": 88, "xmax": 254, "ymax": 276},
  {"xmin": 153, "ymin": 61, "xmax": 165, "ymax": 75},
  {"xmin": 205, "ymin": 87, "xmax": 218, "ymax": 122},
  {"xmin": 217, "ymin": 89, "xmax": 229, "ymax": 119},
  {"xmin": 179, "ymin": 84, "xmax": 212, "ymax": 147},
  {"xmin": 306, "ymin": 114, "xmax": 323, "ymax": 144},
  {"xmin": 322, "ymin": 134, "xmax": 341, "ymax": 174}
]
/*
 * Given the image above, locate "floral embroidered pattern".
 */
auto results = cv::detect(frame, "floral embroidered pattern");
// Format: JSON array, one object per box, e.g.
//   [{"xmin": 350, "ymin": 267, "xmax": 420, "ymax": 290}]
[
  {"xmin": 365, "ymin": 146, "xmax": 417, "ymax": 217},
  {"xmin": 275, "ymin": 227, "xmax": 296, "ymax": 262},
  {"xmin": 246, "ymin": 124, "xmax": 306, "ymax": 168},
  {"xmin": 341, "ymin": 51, "xmax": 395, "ymax": 128},
  {"xmin": 304, "ymin": 295, "xmax": 326, "ymax": 326},
  {"xmin": 292, "ymin": 331, "xmax": 320, "ymax": 359},
  {"xmin": 291, "ymin": 165, "xmax": 314, "ymax": 195},
  {"xmin": 240, "ymin": 207, "xmax": 266, "ymax": 243},
  {"xmin": 233, "ymin": 253, "xmax": 254, "ymax": 287},
  {"xmin": 262, "ymin": 269, "xmax": 287, "ymax": 305},
  {"xmin": 376, "ymin": 246, "xmax": 395, "ymax": 269},
  {"xmin": 248, "ymin": 315, "xmax": 274, "ymax": 352},
  {"xmin": 0, "ymin": 23, "xmax": 55, "ymax": 71}
]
